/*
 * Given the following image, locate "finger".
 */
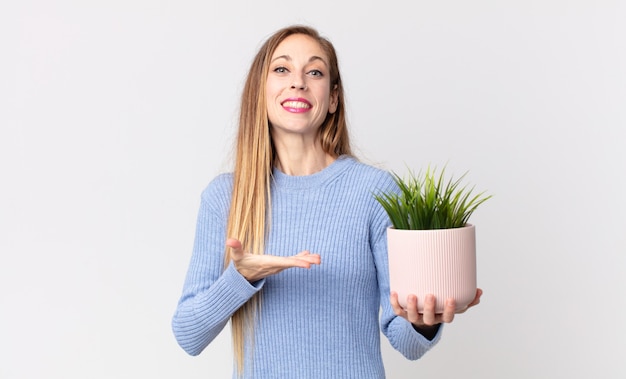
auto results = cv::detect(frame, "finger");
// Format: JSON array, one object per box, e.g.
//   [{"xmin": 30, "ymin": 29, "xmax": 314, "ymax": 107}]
[
  {"xmin": 293, "ymin": 252, "xmax": 321, "ymax": 266},
  {"xmin": 281, "ymin": 256, "xmax": 316, "ymax": 269},
  {"xmin": 406, "ymin": 294, "xmax": 421, "ymax": 324},
  {"xmin": 260, "ymin": 254, "xmax": 320, "ymax": 271},
  {"xmin": 469, "ymin": 288, "xmax": 483, "ymax": 307},
  {"xmin": 389, "ymin": 292, "xmax": 406, "ymax": 316},
  {"xmin": 225, "ymin": 238, "xmax": 242, "ymax": 249},
  {"xmin": 458, "ymin": 288, "xmax": 483, "ymax": 314},
  {"xmin": 226, "ymin": 238, "xmax": 245, "ymax": 260},
  {"xmin": 294, "ymin": 250, "xmax": 322, "ymax": 265},
  {"xmin": 442, "ymin": 298, "xmax": 456, "ymax": 323},
  {"xmin": 422, "ymin": 294, "xmax": 437, "ymax": 326}
]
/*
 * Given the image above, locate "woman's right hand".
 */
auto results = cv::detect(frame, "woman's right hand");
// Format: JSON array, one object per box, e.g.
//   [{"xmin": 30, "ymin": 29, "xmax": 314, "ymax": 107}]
[{"xmin": 226, "ymin": 238, "xmax": 321, "ymax": 282}]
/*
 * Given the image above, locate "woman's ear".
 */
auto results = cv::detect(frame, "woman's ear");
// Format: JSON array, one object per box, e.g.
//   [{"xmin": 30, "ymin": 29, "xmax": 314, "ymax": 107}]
[{"xmin": 328, "ymin": 84, "xmax": 339, "ymax": 114}]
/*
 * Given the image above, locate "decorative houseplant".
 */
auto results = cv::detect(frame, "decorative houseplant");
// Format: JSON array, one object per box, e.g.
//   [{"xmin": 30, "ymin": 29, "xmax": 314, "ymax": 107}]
[{"xmin": 374, "ymin": 166, "xmax": 491, "ymax": 313}]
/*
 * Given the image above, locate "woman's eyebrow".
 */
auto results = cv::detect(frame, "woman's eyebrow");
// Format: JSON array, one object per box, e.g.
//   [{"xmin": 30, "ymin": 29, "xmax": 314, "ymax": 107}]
[{"xmin": 271, "ymin": 55, "xmax": 328, "ymax": 67}]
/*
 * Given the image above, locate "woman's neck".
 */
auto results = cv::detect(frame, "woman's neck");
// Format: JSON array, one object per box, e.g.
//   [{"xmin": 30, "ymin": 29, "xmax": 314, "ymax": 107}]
[{"xmin": 273, "ymin": 143, "xmax": 336, "ymax": 176}]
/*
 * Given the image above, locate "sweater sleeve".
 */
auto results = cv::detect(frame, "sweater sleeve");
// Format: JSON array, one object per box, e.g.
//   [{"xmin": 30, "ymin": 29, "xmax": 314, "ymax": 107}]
[
  {"xmin": 171, "ymin": 180, "xmax": 264, "ymax": 356},
  {"xmin": 371, "ymin": 174, "xmax": 443, "ymax": 360}
]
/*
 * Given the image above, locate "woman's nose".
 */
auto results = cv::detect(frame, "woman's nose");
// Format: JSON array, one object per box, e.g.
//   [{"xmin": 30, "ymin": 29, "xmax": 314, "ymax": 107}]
[{"xmin": 290, "ymin": 75, "xmax": 307, "ymax": 90}]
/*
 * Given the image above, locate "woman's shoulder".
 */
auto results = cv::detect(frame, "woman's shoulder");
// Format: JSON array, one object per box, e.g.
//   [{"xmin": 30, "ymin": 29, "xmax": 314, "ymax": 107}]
[
  {"xmin": 200, "ymin": 172, "xmax": 233, "ymax": 206},
  {"xmin": 343, "ymin": 156, "xmax": 395, "ymax": 187}
]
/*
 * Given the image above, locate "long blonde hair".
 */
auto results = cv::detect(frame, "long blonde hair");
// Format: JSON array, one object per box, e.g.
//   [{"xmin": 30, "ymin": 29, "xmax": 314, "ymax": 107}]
[{"xmin": 225, "ymin": 25, "xmax": 352, "ymax": 374}]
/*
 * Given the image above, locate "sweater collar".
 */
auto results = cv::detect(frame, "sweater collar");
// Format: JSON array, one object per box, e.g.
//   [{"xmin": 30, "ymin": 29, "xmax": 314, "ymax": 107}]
[{"xmin": 271, "ymin": 155, "xmax": 352, "ymax": 190}]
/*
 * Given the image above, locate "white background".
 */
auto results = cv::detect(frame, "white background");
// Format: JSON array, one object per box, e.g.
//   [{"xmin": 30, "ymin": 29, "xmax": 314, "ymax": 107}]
[{"xmin": 2, "ymin": 1, "xmax": 625, "ymax": 378}]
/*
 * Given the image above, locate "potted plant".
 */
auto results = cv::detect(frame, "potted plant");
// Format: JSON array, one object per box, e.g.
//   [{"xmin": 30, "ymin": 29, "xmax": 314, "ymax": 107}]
[{"xmin": 374, "ymin": 165, "xmax": 491, "ymax": 313}]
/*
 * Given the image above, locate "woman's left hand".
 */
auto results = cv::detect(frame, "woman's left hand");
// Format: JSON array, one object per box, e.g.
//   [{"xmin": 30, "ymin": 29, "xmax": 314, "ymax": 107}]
[{"xmin": 390, "ymin": 288, "xmax": 483, "ymax": 327}]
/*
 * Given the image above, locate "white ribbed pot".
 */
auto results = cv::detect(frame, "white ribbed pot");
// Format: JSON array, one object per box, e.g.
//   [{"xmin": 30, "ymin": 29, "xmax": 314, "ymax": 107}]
[{"xmin": 387, "ymin": 224, "xmax": 477, "ymax": 313}]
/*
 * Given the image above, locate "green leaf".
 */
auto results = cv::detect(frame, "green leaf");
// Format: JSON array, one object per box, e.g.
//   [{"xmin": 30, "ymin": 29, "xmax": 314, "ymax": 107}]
[{"xmin": 373, "ymin": 164, "xmax": 492, "ymax": 230}]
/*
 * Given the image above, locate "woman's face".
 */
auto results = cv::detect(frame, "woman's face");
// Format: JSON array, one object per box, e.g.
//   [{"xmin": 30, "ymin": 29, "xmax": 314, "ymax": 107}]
[{"xmin": 266, "ymin": 34, "xmax": 338, "ymax": 140}]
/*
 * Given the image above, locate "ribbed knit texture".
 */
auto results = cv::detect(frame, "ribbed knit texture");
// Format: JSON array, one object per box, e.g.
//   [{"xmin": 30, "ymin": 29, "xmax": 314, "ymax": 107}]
[{"xmin": 172, "ymin": 156, "xmax": 441, "ymax": 378}]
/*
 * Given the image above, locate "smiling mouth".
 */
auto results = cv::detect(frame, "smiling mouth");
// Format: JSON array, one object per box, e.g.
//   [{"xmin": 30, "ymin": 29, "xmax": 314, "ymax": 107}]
[
  {"xmin": 281, "ymin": 100, "xmax": 311, "ymax": 113},
  {"xmin": 281, "ymin": 101, "xmax": 311, "ymax": 109}
]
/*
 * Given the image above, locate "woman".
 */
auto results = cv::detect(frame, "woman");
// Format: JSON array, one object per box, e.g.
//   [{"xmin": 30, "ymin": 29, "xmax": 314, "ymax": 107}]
[{"xmin": 172, "ymin": 25, "xmax": 481, "ymax": 378}]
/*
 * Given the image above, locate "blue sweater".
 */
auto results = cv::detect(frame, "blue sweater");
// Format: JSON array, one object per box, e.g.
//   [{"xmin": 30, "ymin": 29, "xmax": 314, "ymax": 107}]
[{"xmin": 172, "ymin": 156, "xmax": 441, "ymax": 378}]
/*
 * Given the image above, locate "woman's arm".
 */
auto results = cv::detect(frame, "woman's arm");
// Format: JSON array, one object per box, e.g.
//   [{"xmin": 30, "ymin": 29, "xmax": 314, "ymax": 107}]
[{"xmin": 171, "ymin": 182, "xmax": 264, "ymax": 356}]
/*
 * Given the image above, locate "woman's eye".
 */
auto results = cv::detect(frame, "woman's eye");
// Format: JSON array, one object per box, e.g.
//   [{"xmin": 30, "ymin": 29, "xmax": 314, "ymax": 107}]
[
  {"xmin": 308, "ymin": 69, "xmax": 323, "ymax": 77},
  {"xmin": 273, "ymin": 66, "xmax": 288, "ymax": 73}
]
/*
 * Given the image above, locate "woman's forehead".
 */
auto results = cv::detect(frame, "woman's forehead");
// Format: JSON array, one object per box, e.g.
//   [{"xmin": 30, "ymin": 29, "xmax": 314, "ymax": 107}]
[{"xmin": 271, "ymin": 34, "xmax": 328, "ymax": 62}]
